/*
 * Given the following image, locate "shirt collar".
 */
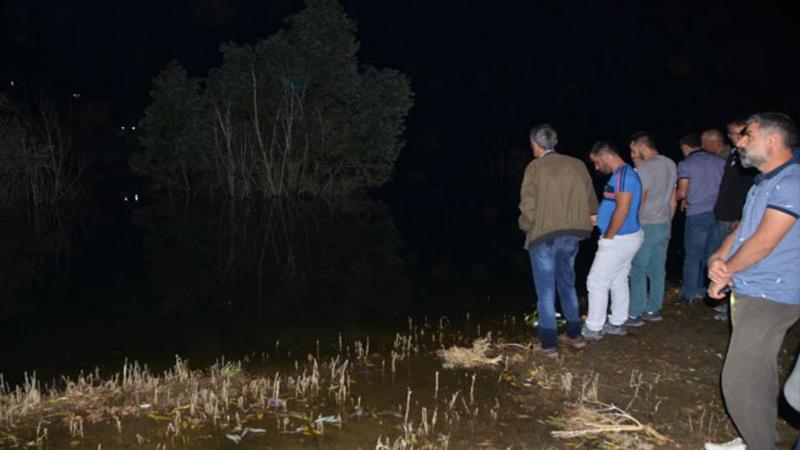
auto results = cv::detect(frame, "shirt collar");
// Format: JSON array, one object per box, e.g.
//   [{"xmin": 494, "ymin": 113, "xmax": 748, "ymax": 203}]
[
  {"xmin": 690, "ymin": 149, "xmax": 711, "ymax": 157},
  {"xmin": 754, "ymin": 158, "xmax": 799, "ymax": 184}
]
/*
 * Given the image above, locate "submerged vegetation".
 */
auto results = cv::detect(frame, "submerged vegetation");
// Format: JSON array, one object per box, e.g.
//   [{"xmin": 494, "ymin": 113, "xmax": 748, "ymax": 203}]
[
  {"xmin": 2, "ymin": 305, "xmax": 744, "ymax": 449},
  {"xmin": 137, "ymin": 0, "xmax": 414, "ymax": 198}
]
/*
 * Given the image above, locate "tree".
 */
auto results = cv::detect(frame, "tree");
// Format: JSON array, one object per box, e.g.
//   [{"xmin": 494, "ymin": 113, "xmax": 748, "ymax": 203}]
[
  {"xmin": 136, "ymin": 61, "xmax": 208, "ymax": 193},
  {"xmin": 139, "ymin": 0, "xmax": 413, "ymax": 198},
  {"xmin": 0, "ymin": 92, "xmax": 83, "ymax": 206}
]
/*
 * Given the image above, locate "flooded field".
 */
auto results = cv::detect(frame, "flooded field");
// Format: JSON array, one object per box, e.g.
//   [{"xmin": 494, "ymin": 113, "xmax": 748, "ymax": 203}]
[{"xmin": 1, "ymin": 198, "xmax": 798, "ymax": 449}]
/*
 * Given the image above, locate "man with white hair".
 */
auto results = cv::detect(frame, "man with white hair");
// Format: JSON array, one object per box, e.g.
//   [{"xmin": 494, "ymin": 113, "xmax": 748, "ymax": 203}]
[
  {"xmin": 704, "ymin": 112, "xmax": 800, "ymax": 450},
  {"xmin": 519, "ymin": 124, "xmax": 598, "ymax": 356}
]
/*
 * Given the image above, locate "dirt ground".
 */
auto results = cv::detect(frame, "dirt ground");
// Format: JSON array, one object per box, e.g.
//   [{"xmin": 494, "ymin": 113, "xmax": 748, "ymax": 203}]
[{"xmin": 488, "ymin": 285, "xmax": 800, "ymax": 449}]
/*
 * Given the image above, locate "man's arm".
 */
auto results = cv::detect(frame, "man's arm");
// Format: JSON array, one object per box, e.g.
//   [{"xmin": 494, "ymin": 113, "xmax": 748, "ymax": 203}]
[
  {"xmin": 518, "ymin": 164, "xmax": 537, "ymax": 231},
  {"xmin": 708, "ymin": 210, "xmax": 796, "ymax": 298},
  {"xmin": 707, "ymin": 222, "xmax": 740, "ymax": 283},
  {"xmin": 639, "ymin": 188, "xmax": 649, "ymax": 218},
  {"xmin": 669, "ymin": 190, "xmax": 677, "ymax": 220},
  {"xmin": 585, "ymin": 168, "xmax": 599, "ymax": 215},
  {"xmin": 604, "ymin": 192, "xmax": 632, "ymax": 239},
  {"xmin": 676, "ymin": 178, "xmax": 689, "ymax": 211}
]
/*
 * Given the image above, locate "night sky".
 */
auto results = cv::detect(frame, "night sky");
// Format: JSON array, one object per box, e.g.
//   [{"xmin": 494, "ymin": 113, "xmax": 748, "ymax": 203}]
[{"xmin": 4, "ymin": 0, "xmax": 799, "ymax": 199}]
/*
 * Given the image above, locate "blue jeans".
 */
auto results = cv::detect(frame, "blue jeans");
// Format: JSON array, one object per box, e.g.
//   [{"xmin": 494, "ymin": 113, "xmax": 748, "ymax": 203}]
[
  {"xmin": 682, "ymin": 212, "xmax": 720, "ymax": 301},
  {"xmin": 629, "ymin": 223, "xmax": 671, "ymax": 318},
  {"xmin": 528, "ymin": 235, "xmax": 582, "ymax": 349}
]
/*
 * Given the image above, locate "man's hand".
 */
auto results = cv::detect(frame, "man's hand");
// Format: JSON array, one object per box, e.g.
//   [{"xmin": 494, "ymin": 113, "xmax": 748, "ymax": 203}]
[
  {"xmin": 708, "ymin": 279, "xmax": 733, "ymax": 299},
  {"xmin": 590, "ymin": 214, "xmax": 597, "ymax": 227},
  {"xmin": 707, "ymin": 258, "xmax": 730, "ymax": 284}
]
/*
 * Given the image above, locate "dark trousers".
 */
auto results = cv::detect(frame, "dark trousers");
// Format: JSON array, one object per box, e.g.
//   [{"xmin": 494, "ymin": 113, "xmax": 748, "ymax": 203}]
[{"xmin": 722, "ymin": 294, "xmax": 800, "ymax": 450}]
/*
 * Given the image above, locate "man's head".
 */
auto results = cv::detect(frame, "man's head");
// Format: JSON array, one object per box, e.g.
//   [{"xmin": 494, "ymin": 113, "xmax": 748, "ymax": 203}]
[
  {"xmin": 739, "ymin": 112, "xmax": 798, "ymax": 170},
  {"xmin": 529, "ymin": 124, "xmax": 558, "ymax": 158},
  {"xmin": 726, "ymin": 118, "xmax": 747, "ymax": 148},
  {"xmin": 628, "ymin": 131, "xmax": 658, "ymax": 165},
  {"xmin": 701, "ymin": 129, "xmax": 726, "ymax": 155},
  {"xmin": 589, "ymin": 141, "xmax": 622, "ymax": 174},
  {"xmin": 678, "ymin": 133, "xmax": 702, "ymax": 157}
]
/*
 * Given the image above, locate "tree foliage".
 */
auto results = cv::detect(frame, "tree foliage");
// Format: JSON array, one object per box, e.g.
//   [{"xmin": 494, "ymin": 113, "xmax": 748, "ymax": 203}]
[{"xmin": 137, "ymin": 0, "xmax": 414, "ymax": 197}]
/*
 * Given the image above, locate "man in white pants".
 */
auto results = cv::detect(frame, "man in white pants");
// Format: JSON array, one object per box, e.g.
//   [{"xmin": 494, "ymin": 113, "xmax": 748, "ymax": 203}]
[{"xmin": 583, "ymin": 141, "xmax": 644, "ymax": 339}]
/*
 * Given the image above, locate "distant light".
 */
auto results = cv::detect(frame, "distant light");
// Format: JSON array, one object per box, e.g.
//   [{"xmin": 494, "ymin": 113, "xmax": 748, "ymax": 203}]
[
  {"xmin": 134, "ymin": 194, "xmax": 139, "ymax": 202},
  {"xmin": 131, "ymin": 126, "xmax": 136, "ymax": 131},
  {"xmin": 9, "ymin": 80, "xmax": 14, "ymax": 87},
  {"xmin": 72, "ymin": 93, "xmax": 81, "ymax": 99},
  {"xmin": 124, "ymin": 196, "xmax": 129, "ymax": 202},
  {"xmin": 121, "ymin": 126, "xmax": 126, "ymax": 130}
]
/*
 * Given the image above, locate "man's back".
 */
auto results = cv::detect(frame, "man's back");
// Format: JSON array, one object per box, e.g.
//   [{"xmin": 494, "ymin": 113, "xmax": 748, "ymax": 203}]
[
  {"xmin": 596, "ymin": 164, "xmax": 642, "ymax": 235},
  {"xmin": 677, "ymin": 150, "xmax": 725, "ymax": 215},
  {"xmin": 638, "ymin": 155, "xmax": 677, "ymax": 225},
  {"xmin": 519, "ymin": 153, "xmax": 597, "ymax": 248}
]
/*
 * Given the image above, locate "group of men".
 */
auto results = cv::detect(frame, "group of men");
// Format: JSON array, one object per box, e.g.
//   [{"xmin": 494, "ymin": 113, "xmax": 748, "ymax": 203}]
[{"xmin": 518, "ymin": 112, "xmax": 800, "ymax": 450}]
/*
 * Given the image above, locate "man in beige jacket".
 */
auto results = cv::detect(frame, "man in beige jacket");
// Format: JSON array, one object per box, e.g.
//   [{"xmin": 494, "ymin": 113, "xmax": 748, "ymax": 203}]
[{"xmin": 519, "ymin": 124, "xmax": 598, "ymax": 356}]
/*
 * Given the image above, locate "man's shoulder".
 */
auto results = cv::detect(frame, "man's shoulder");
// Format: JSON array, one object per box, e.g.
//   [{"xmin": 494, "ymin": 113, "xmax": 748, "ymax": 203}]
[
  {"xmin": 699, "ymin": 151, "xmax": 726, "ymax": 165},
  {"xmin": 620, "ymin": 164, "xmax": 640, "ymax": 178},
  {"xmin": 540, "ymin": 153, "xmax": 585, "ymax": 169},
  {"xmin": 776, "ymin": 163, "xmax": 800, "ymax": 183},
  {"xmin": 656, "ymin": 154, "xmax": 677, "ymax": 168},
  {"xmin": 642, "ymin": 155, "xmax": 675, "ymax": 171}
]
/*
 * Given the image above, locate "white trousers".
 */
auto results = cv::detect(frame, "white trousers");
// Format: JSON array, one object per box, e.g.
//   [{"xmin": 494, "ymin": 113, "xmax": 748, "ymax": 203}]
[{"xmin": 585, "ymin": 230, "xmax": 644, "ymax": 331}]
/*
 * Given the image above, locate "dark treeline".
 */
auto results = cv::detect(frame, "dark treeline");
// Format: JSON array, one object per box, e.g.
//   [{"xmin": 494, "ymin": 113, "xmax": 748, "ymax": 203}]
[{"xmin": 136, "ymin": 0, "xmax": 414, "ymax": 198}]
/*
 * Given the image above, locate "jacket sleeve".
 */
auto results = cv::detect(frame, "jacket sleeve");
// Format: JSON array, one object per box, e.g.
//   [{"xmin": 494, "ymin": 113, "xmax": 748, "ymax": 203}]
[
  {"xmin": 518, "ymin": 163, "xmax": 537, "ymax": 231},
  {"xmin": 583, "ymin": 165, "xmax": 599, "ymax": 214}
]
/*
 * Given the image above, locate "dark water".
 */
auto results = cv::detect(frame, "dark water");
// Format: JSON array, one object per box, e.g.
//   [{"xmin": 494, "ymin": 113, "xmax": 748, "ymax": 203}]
[
  {"xmin": 0, "ymin": 196, "xmax": 684, "ymax": 385},
  {"xmin": 0, "ymin": 198, "xmax": 492, "ymax": 382}
]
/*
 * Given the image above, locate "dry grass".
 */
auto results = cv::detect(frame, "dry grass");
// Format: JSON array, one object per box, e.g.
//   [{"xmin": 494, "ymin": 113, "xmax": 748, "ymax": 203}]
[
  {"xmin": 435, "ymin": 338, "xmax": 503, "ymax": 369},
  {"xmin": 547, "ymin": 374, "xmax": 672, "ymax": 449},
  {"xmin": 0, "ymin": 354, "xmax": 354, "ymax": 445}
]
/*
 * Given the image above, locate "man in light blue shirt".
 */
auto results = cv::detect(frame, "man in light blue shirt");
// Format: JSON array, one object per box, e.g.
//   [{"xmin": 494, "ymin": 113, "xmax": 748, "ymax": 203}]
[{"xmin": 704, "ymin": 112, "xmax": 800, "ymax": 450}]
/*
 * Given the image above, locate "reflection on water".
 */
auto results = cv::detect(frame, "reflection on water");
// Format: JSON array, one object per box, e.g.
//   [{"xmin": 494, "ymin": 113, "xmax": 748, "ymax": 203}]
[
  {"xmin": 1, "ymin": 195, "xmax": 681, "ymax": 384},
  {"xmin": 137, "ymin": 199, "xmax": 411, "ymax": 325},
  {"xmin": 0, "ymin": 199, "xmax": 414, "ymax": 383}
]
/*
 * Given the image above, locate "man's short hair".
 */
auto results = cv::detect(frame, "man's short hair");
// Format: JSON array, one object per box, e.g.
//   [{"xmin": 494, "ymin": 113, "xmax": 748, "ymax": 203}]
[
  {"xmin": 727, "ymin": 117, "xmax": 747, "ymax": 128},
  {"xmin": 529, "ymin": 124, "xmax": 558, "ymax": 151},
  {"xmin": 589, "ymin": 140, "xmax": 618, "ymax": 156},
  {"xmin": 746, "ymin": 112, "xmax": 798, "ymax": 148},
  {"xmin": 678, "ymin": 133, "xmax": 701, "ymax": 149},
  {"xmin": 628, "ymin": 131, "xmax": 656, "ymax": 149}
]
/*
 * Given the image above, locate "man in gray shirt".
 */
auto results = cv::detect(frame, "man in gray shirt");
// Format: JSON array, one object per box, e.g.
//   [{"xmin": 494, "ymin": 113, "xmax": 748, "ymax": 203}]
[{"xmin": 627, "ymin": 132, "xmax": 678, "ymax": 324}]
